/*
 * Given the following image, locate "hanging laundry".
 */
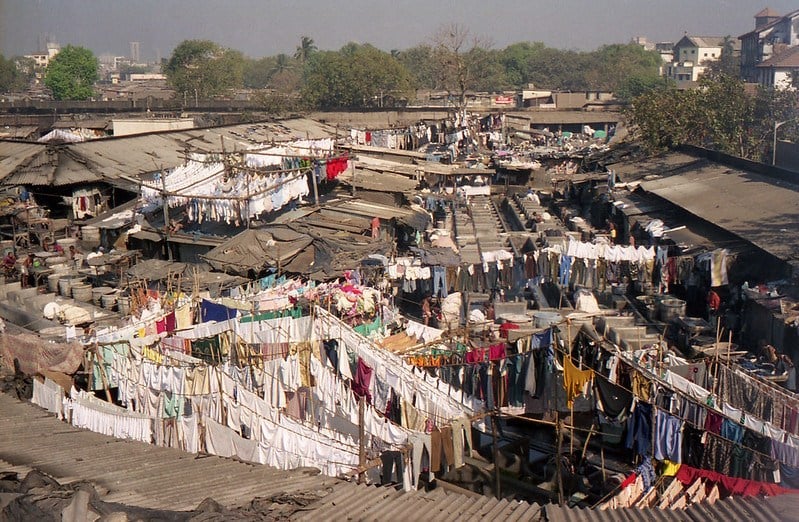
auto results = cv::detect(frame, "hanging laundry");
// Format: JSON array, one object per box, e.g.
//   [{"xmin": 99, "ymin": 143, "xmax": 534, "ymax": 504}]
[{"xmin": 563, "ymin": 357, "xmax": 593, "ymax": 408}]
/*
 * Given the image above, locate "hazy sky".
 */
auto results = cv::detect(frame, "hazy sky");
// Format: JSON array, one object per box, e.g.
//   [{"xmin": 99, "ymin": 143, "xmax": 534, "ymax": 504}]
[{"xmin": 1, "ymin": 0, "xmax": 796, "ymax": 61}]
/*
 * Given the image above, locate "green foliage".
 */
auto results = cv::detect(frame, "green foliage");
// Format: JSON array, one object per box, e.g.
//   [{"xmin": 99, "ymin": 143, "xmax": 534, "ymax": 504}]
[
  {"xmin": 243, "ymin": 56, "xmax": 278, "ymax": 89},
  {"xmin": 294, "ymin": 36, "xmax": 317, "ymax": 64},
  {"xmin": 397, "ymin": 45, "xmax": 436, "ymax": 89},
  {"xmin": 0, "ymin": 54, "xmax": 33, "ymax": 93},
  {"xmin": 44, "ymin": 45, "xmax": 98, "ymax": 100},
  {"xmin": 302, "ymin": 44, "xmax": 413, "ymax": 109},
  {"xmin": 615, "ymin": 74, "xmax": 673, "ymax": 103},
  {"xmin": 702, "ymin": 36, "xmax": 739, "ymax": 80},
  {"xmin": 163, "ymin": 40, "xmax": 245, "ymax": 99},
  {"xmin": 498, "ymin": 42, "xmax": 662, "ymax": 92},
  {"xmin": 628, "ymin": 73, "xmax": 799, "ymax": 161}
]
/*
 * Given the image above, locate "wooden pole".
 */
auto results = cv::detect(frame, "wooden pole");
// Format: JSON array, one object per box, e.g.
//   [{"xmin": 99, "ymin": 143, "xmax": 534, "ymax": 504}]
[
  {"xmin": 160, "ymin": 168, "xmax": 172, "ymax": 261},
  {"xmin": 556, "ymin": 418, "xmax": 564, "ymax": 506},
  {"xmin": 358, "ymin": 396, "xmax": 366, "ymax": 485},
  {"xmin": 601, "ymin": 446, "xmax": 606, "ymax": 482},
  {"xmin": 491, "ymin": 404, "xmax": 501, "ymax": 499},
  {"xmin": 311, "ymin": 167, "xmax": 320, "ymax": 207}
]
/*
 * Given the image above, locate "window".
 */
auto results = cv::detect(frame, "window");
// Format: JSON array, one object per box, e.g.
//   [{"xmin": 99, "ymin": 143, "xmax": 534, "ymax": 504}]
[
  {"xmin": 704, "ymin": 53, "xmax": 708, "ymax": 57},
  {"xmin": 691, "ymin": 50, "xmax": 695, "ymax": 54}
]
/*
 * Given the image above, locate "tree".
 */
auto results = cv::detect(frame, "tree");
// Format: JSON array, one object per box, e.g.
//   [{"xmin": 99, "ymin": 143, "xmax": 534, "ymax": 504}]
[
  {"xmin": 163, "ymin": 40, "xmax": 244, "ymax": 99},
  {"xmin": 397, "ymin": 45, "xmax": 437, "ymax": 90},
  {"xmin": 615, "ymin": 74, "xmax": 673, "ymax": 103},
  {"xmin": 294, "ymin": 36, "xmax": 317, "ymax": 64},
  {"xmin": 44, "ymin": 45, "xmax": 98, "ymax": 100},
  {"xmin": 431, "ymin": 24, "xmax": 493, "ymax": 112},
  {"xmin": 627, "ymin": 73, "xmax": 798, "ymax": 161},
  {"xmin": 302, "ymin": 44, "xmax": 413, "ymax": 109},
  {"xmin": 0, "ymin": 54, "xmax": 33, "ymax": 93},
  {"xmin": 243, "ymin": 56, "xmax": 277, "ymax": 88},
  {"xmin": 702, "ymin": 36, "xmax": 739, "ymax": 80}
]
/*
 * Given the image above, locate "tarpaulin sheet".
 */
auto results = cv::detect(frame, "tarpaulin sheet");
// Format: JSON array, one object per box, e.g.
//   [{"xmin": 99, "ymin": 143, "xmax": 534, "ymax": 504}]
[{"xmin": 1, "ymin": 333, "xmax": 85, "ymax": 375}]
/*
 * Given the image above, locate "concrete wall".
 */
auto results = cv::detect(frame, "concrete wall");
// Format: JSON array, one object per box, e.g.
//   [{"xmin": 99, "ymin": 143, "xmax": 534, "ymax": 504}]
[{"xmin": 112, "ymin": 118, "xmax": 195, "ymax": 136}]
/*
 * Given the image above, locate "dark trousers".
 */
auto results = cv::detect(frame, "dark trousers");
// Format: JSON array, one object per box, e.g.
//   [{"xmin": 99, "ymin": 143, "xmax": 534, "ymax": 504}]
[{"xmin": 381, "ymin": 451, "xmax": 404, "ymax": 484}]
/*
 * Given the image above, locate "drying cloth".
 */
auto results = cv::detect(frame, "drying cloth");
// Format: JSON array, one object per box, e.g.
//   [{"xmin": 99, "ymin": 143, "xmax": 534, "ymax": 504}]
[{"xmin": 563, "ymin": 356, "xmax": 593, "ymax": 408}]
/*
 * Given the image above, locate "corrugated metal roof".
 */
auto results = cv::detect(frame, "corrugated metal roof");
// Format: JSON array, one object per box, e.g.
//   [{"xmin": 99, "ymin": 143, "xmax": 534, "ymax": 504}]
[
  {"xmin": 340, "ymin": 167, "xmax": 420, "ymax": 193},
  {"xmin": 0, "ymin": 141, "xmax": 46, "ymax": 180},
  {"xmin": 0, "ymin": 119, "xmax": 338, "ymax": 188},
  {"xmin": 640, "ymin": 161, "xmax": 799, "ymax": 264},
  {"xmin": 607, "ymin": 151, "xmax": 702, "ymax": 182},
  {"xmin": 545, "ymin": 495, "xmax": 799, "ymax": 522},
  {"xmin": 7, "ymin": 390, "xmax": 794, "ymax": 521},
  {"xmin": 1, "ymin": 390, "xmax": 544, "ymax": 520}
]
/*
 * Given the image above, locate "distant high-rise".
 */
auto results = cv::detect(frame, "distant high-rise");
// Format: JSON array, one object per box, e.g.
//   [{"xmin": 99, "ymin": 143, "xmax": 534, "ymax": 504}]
[{"xmin": 130, "ymin": 41, "xmax": 140, "ymax": 63}]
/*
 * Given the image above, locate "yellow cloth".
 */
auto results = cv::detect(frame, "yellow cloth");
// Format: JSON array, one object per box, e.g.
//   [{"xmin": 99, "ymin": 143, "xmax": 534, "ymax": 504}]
[
  {"xmin": 661, "ymin": 460, "xmax": 681, "ymax": 477},
  {"xmin": 142, "ymin": 345, "xmax": 164, "ymax": 365},
  {"xmin": 563, "ymin": 356, "xmax": 593, "ymax": 408},
  {"xmin": 184, "ymin": 366, "xmax": 211, "ymax": 395},
  {"xmin": 175, "ymin": 304, "xmax": 193, "ymax": 330},
  {"xmin": 631, "ymin": 370, "xmax": 652, "ymax": 402}
]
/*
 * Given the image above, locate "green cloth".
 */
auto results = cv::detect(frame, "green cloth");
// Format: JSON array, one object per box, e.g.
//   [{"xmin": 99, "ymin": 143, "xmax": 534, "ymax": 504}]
[
  {"xmin": 191, "ymin": 336, "xmax": 221, "ymax": 362},
  {"xmin": 354, "ymin": 316, "xmax": 382, "ymax": 337}
]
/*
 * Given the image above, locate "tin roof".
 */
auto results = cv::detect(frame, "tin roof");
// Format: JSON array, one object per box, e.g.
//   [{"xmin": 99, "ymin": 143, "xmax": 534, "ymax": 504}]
[{"xmin": 0, "ymin": 118, "xmax": 338, "ymax": 187}]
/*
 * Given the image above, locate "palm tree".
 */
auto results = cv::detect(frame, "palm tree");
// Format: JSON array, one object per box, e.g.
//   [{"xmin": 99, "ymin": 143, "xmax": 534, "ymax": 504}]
[
  {"xmin": 273, "ymin": 53, "xmax": 293, "ymax": 74},
  {"xmin": 294, "ymin": 36, "xmax": 317, "ymax": 63}
]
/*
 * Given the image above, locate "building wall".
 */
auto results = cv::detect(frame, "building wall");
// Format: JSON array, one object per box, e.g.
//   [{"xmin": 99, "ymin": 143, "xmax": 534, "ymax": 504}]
[{"xmin": 111, "ymin": 118, "xmax": 195, "ymax": 136}]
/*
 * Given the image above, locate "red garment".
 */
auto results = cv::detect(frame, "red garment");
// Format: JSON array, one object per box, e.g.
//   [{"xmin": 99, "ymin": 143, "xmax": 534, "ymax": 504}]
[
  {"xmin": 488, "ymin": 343, "xmax": 507, "ymax": 360},
  {"xmin": 164, "ymin": 311, "xmax": 176, "ymax": 332},
  {"xmin": 499, "ymin": 322, "xmax": 520, "ymax": 339},
  {"xmin": 365, "ymin": 131, "xmax": 371, "ymax": 144},
  {"xmin": 465, "ymin": 349, "xmax": 486, "ymax": 364},
  {"xmin": 325, "ymin": 156, "xmax": 348, "ymax": 180},
  {"xmin": 705, "ymin": 411, "xmax": 724, "ymax": 434},
  {"xmin": 620, "ymin": 472, "xmax": 637, "ymax": 489},
  {"xmin": 707, "ymin": 290, "xmax": 721, "ymax": 311},
  {"xmin": 155, "ymin": 319, "xmax": 166, "ymax": 334},
  {"xmin": 352, "ymin": 357, "xmax": 373, "ymax": 404},
  {"xmin": 674, "ymin": 464, "xmax": 798, "ymax": 497}
]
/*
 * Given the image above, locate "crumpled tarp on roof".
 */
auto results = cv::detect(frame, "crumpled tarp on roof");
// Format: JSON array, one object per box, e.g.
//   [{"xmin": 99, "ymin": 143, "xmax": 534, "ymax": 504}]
[
  {"xmin": 409, "ymin": 246, "xmax": 461, "ymax": 267},
  {"xmin": 303, "ymin": 230, "xmax": 394, "ymax": 280},
  {"xmin": 202, "ymin": 227, "xmax": 313, "ymax": 276},
  {"xmin": 125, "ymin": 258, "xmax": 246, "ymax": 292},
  {"xmin": 0, "ymin": 333, "xmax": 84, "ymax": 375}
]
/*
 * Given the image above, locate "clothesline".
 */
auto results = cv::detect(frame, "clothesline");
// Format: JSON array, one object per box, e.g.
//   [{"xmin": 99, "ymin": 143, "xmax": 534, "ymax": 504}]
[
  {"xmin": 113, "ymin": 349, "xmax": 367, "ymax": 454},
  {"xmin": 151, "ymin": 168, "xmax": 312, "ymax": 202}
]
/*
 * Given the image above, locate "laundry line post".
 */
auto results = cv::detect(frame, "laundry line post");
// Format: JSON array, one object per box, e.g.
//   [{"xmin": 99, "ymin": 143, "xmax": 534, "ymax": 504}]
[
  {"xmin": 358, "ymin": 395, "xmax": 366, "ymax": 485},
  {"xmin": 491, "ymin": 402, "xmax": 501, "ymax": 499},
  {"xmin": 159, "ymin": 167, "xmax": 172, "ymax": 261}
]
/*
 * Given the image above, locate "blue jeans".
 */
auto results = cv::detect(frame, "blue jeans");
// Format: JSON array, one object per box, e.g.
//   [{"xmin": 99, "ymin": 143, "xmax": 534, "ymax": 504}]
[{"xmin": 559, "ymin": 255, "xmax": 573, "ymax": 286}]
